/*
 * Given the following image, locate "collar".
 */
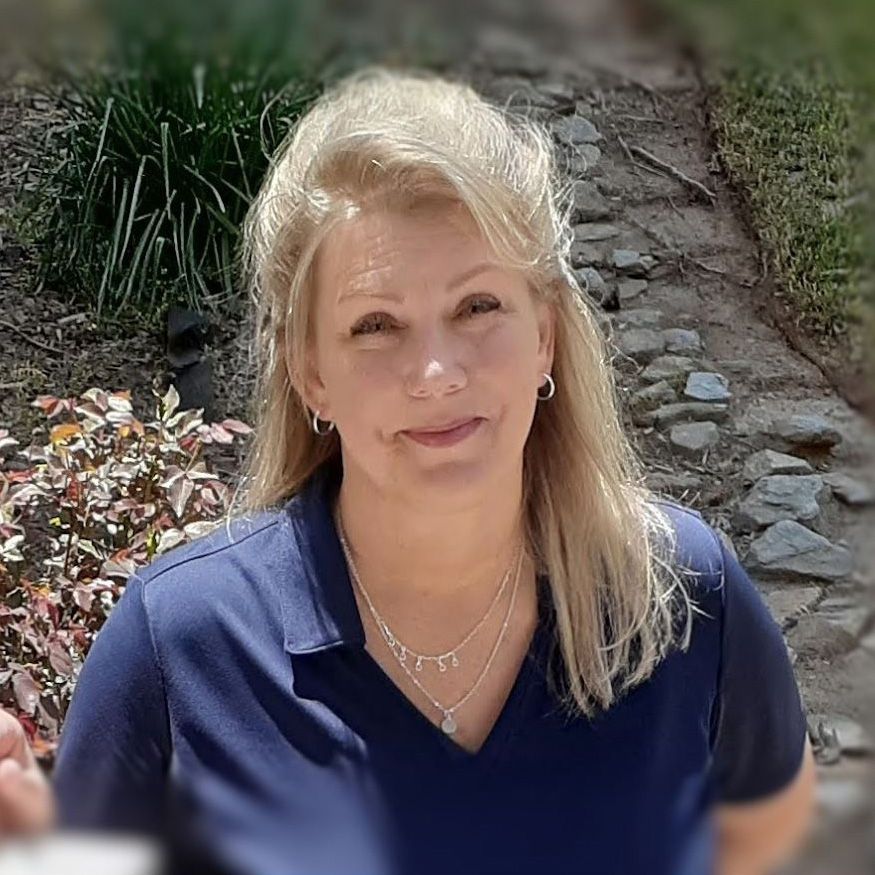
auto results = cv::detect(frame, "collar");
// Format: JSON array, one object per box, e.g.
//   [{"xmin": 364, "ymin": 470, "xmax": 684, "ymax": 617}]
[
  {"xmin": 279, "ymin": 456, "xmax": 553, "ymax": 656},
  {"xmin": 281, "ymin": 455, "xmax": 367, "ymax": 654}
]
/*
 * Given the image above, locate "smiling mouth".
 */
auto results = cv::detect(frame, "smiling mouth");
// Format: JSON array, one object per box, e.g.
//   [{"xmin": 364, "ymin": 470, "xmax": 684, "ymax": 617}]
[{"xmin": 402, "ymin": 417, "xmax": 484, "ymax": 447}]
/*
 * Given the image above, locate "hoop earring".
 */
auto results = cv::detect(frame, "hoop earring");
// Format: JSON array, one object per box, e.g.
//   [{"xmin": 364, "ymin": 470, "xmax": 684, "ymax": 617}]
[
  {"xmin": 312, "ymin": 409, "xmax": 336, "ymax": 435},
  {"xmin": 537, "ymin": 373, "xmax": 555, "ymax": 401}
]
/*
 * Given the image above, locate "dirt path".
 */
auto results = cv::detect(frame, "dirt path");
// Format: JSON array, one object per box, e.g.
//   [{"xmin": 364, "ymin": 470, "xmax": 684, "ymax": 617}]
[
  {"xmin": 451, "ymin": 4, "xmax": 875, "ymax": 872},
  {"xmin": 1, "ymin": 4, "xmax": 873, "ymax": 872}
]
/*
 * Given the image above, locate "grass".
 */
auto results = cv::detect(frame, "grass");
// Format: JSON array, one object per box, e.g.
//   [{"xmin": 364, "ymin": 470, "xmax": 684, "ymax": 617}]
[
  {"xmin": 11, "ymin": 49, "xmax": 323, "ymax": 332},
  {"xmin": 661, "ymin": 0, "xmax": 873, "ymax": 344}
]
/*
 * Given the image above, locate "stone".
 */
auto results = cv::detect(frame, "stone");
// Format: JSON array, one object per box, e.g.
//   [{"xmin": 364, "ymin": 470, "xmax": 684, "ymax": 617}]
[
  {"xmin": 613, "ymin": 308, "xmax": 663, "ymax": 328},
  {"xmin": 662, "ymin": 328, "xmax": 703, "ymax": 355},
  {"xmin": 644, "ymin": 471, "xmax": 702, "ymax": 493},
  {"xmin": 573, "ymin": 222, "xmax": 619, "ymax": 241},
  {"xmin": 617, "ymin": 279, "xmax": 648, "ymax": 302},
  {"xmin": 630, "ymin": 381, "xmax": 677, "ymax": 417},
  {"xmin": 616, "ymin": 328, "xmax": 665, "ymax": 364},
  {"xmin": 570, "ymin": 241, "xmax": 608, "ymax": 269},
  {"xmin": 684, "ymin": 372, "xmax": 731, "ymax": 404},
  {"xmin": 567, "ymin": 144, "xmax": 602, "ymax": 176},
  {"xmin": 807, "ymin": 713, "xmax": 873, "ymax": 756},
  {"xmin": 640, "ymin": 355, "xmax": 697, "ymax": 385},
  {"xmin": 612, "ymin": 249, "xmax": 655, "ymax": 277},
  {"xmin": 787, "ymin": 615, "xmax": 858, "ymax": 660},
  {"xmin": 571, "ymin": 181, "xmax": 613, "ymax": 222},
  {"xmin": 816, "ymin": 594, "xmax": 873, "ymax": 640},
  {"xmin": 553, "ymin": 114, "xmax": 602, "ymax": 146},
  {"xmin": 643, "ymin": 402, "xmax": 729, "ymax": 430},
  {"xmin": 669, "ymin": 421, "xmax": 720, "ymax": 459},
  {"xmin": 575, "ymin": 267, "xmax": 606, "ymax": 299},
  {"xmin": 742, "ymin": 449, "xmax": 813, "ymax": 484},
  {"xmin": 769, "ymin": 414, "xmax": 843, "ymax": 451},
  {"xmin": 746, "ymin": 520, "xmax": 854, "ymax": 581},
  {"xmin": 763, "ymin": 585, "xmax": 822, "ymax": 628},
  {"xmin": 823, "ymin": 472, "xmax": 875, "ymax": 507},
  {"xmin": 733, "ymin": 474, "xmax": 831, "ymax": 533},
  {"xmin": 535, "ymin": 80, "xmax": 575, "ymax": 106}
]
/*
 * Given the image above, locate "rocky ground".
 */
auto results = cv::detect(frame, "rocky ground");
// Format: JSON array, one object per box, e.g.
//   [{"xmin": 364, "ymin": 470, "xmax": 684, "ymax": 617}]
[{"xmin": 1, "ymin": 2, "xmax": 873, "ymax": 872}]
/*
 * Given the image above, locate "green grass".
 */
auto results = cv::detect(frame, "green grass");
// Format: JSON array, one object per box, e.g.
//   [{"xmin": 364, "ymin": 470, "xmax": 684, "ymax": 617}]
[
  {"xmin": 11, "ymin": 50, "xmax": 322, "ymax": 331},
  {"xmin": 662, "ymin": 0, "xmax": 873, "ymax": 341}
]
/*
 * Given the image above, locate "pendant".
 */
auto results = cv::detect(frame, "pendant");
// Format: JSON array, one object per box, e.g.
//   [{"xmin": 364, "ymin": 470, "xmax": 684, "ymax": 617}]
[{"xmin": 440, "ymin": 714, "xmax": 457, "ymax": 735}]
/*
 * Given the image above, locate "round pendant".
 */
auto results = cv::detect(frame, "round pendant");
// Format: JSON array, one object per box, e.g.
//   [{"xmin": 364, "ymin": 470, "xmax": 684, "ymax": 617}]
[{"xmin": 440, "ymin": 715, "xmax": 457, "ymax": 735}]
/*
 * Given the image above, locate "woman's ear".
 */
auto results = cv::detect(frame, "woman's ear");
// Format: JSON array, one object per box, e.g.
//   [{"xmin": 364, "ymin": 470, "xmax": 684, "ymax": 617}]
[
  {"xmin": 536, "ymin": 298, "xmax": 556, "ymax": 375},
  {"xmin": 292, "ymin": 348, "xmax": 331, "ymax": 420}
]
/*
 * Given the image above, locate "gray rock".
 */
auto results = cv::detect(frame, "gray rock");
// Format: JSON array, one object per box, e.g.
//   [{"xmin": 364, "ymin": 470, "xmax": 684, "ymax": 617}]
[
  {"xmin": 567, "ymin": 144, "xmax": 602, "ymax": 176},
  {"xmin": 630, "ymin": 381, "xmax": 677, "ymax": 417},
  {"xmin": 616, "ymin": 328, "xmax": 665, "ymax": 364},
  {"xmin": 535, "ymin": 80, "xmax": 575, "ymax": 106},
  {"xmin": 669, "ymin": 421, "xmax": 720, "ymax": 458},
  {"xmin": 573, "ymin": 222, "xmax": 619, "ymax": 242},
  {"xmin": 612, "ymin": 249, "xmax": 655, "ymax": 277},
  {"xmin": 644, "ymin": 471, "xmax": 702, "ymax": 493},
  {"xmin": 571, "ymin": 180, "xmax": 613, "ymax": 222},
  {"xmin": 734, "ymin": 474, "xmax": 830, "ymax": 532},
  {"xmin": 642, "ymin": 402, "xmax": 729, "ymax": 429},
  {"xmin": 570, "ymin": 240, "xmax": 608, "ymax": 269},
  {"xmin": 684, "ymin": 372, "xmax": 731, "ymax": 403},
  {"xmin": 823, "ymin": 472, "xmax": 875, "ymax": 507},
  {"xmin": 617, "ymin": 279, "xmax": 648, "ymax": 302},
  {"xmin": 613, "ymin": 308, "xmax": 663, "ymax": 328},
  {"xmin": 763, "ymin": 585, "xmax": 822, "ymax": 628},
  {"xmin": 817, "ymin": 594, "xmax": 873, "ymax": 639},
  {"xmin": 640, "ymin": 355, "xmax": 697, "ymax": 385},
  {"xmin": 742, "ymin": 449, "xmax": 813, "ymax": 484},
  {"xmin": 787, "ymin": 615, "xmax": 858, "ymax": 660},
  {"xmin": 662, "ymin": 328, "xmax": 703, "ymax": 355},
  {"xmin": 807, "ymin": 713, "xmax": 873, "ymax": 756},
  {"xmin": 553, "ymin": 114, "xmax": 602, "ymax": 146},
  {"xmin": 574, "ymin": 267, "xmax": 606, "ymax": 299},
  {"xmin": 769, "ymin": 413, "xmax": 843, "ymax": 451},
  {"xmin": 746, "ymin": 520, "xmax": 854, "ymax": 581}
]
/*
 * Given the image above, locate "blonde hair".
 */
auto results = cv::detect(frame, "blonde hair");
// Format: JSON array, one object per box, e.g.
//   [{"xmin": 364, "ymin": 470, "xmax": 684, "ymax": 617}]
[{"xmin": 230, "ymin": 64, "xmax": 701, "ymax": 719}]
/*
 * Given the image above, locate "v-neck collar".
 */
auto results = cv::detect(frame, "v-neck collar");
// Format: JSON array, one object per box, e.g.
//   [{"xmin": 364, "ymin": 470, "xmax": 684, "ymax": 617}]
[{"xmin": 280, "ymin": 455, "xmax": 554, "ymax": 764}]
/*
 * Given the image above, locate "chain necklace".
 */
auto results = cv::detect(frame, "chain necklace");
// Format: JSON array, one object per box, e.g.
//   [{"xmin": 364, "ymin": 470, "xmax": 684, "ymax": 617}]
[
  {"xmin": 334, "ymin": 506, "xmax": 525, "ymax": 736},
  {"xmin": 334, "ymin": 507, "xmax": 518, "ymax": 673}
]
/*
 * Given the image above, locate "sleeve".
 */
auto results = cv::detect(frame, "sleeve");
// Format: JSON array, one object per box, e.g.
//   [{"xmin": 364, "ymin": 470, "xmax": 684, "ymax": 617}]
[
  {"xmin": 52, "ymin": 574, "xmax": 173, "ymax": 837},
  {"xmin": 708, "ymin": 531, "xmax": 810, "ymax": 804}
]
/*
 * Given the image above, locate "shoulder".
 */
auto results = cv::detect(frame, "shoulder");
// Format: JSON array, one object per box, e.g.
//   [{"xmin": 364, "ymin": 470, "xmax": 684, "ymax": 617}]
[
  {"xmin": 648, "ymin": 497, "xmax": 728, "ymax": 587},
  {"xmin": 131, "ymin": 498, "xmax": 305, "ymax": 638}
]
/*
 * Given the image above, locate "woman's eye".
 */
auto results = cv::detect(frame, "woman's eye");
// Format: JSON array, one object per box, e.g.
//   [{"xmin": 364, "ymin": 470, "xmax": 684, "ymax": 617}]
[
  {"xmin": 463, "ymin": 296, "xmax": 500, "ymax": 317},
  {"xmin": 351, "ymin": 314, "xmax": 393, "ymax": 336},
  {"xmin": 351, "ymin": 297, "xmax": 499, "ymax": 337}
]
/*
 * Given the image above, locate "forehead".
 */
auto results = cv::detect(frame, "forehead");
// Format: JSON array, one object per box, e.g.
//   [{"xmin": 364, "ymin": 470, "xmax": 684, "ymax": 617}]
[{"xmin": 313, "ymin": 201, "xmax": 499, "ymax": 304}]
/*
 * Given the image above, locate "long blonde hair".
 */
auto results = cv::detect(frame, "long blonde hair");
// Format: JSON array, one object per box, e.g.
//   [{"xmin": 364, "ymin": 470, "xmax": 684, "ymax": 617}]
[{"xmin": 231, "ymin": 64, "xmax": 700, "ymax": 720}]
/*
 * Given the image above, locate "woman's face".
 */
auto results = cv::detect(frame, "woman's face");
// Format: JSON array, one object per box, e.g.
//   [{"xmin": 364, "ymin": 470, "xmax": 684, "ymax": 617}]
[{"xmin": 302, "ymin": 199, "xmax": 555, "ymax": 503}]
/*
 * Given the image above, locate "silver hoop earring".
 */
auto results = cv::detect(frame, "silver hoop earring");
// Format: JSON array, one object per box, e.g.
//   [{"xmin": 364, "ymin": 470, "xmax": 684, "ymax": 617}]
[
  {"xmin": 312, "ymin": 409, "xmax": 336, "ymax": 435},
  {"xmin": 537, "ymin": 373, "xmax": 555, "ymax": 401}
]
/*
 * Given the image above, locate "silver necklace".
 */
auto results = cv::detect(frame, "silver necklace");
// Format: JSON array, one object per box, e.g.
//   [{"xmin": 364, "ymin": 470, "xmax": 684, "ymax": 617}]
[
  {"xmin": 335, "ymin": 508, "xmax": 518, "ymax": 673},
  {"xmin": 335, "ymin": 508, "xmax": 524, "ymax": 736}
]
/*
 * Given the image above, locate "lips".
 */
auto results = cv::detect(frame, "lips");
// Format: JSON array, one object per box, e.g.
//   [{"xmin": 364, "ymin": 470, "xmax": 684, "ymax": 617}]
[
  {"xmin": 402, "ymin": 417, "xmax": 483, "ymax": 447},
  {"xmin": 407, "ymin": 417, "xmax": 479, "ymax": 434}
]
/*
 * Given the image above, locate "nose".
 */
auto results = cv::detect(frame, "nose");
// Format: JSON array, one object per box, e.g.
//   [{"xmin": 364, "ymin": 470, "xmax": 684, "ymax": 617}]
[{"xmin": 404, "ymin": 325, "xmax": 468, "ymax": 399}]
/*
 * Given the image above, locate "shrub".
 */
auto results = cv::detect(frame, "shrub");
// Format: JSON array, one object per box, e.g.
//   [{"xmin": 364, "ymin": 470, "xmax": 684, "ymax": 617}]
[
  {"xmin": 12, "ymin": 34, "xmax": 323, "ymax": 331},
  {"xmin": 0, "ymin": 386, "xmax": 251, "ymax": 761}
]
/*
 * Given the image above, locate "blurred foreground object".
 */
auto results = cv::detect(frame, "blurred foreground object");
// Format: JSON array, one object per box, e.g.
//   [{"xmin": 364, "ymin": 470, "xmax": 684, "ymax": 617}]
[{"xmin": 0, "ymin": 832, "xmax": 161, "ymax": 875}]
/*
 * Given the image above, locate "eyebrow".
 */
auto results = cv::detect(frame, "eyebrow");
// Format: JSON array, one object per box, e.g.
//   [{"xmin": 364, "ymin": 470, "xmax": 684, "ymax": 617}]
[{"xmin": 338, "ymin": 262, "xmax": 501, "ymax": 304}]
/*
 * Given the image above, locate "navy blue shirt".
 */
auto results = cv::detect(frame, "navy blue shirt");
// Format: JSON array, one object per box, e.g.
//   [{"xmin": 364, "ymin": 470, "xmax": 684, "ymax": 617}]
[{"xmin": 52, "ymin": 457, "xmax": 808, "ymax": 875}]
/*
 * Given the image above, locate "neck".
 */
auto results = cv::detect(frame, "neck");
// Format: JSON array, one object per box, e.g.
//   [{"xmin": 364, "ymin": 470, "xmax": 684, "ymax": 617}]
[{"xmin": 333, "ymin": 458, "xmax": 529, "ymax": 609}]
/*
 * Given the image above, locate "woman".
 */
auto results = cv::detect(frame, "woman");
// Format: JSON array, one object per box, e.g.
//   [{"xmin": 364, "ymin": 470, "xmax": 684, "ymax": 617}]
[{"xmin": 0, "ymin": 65, "xmax": 816, "ymax": 874}]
